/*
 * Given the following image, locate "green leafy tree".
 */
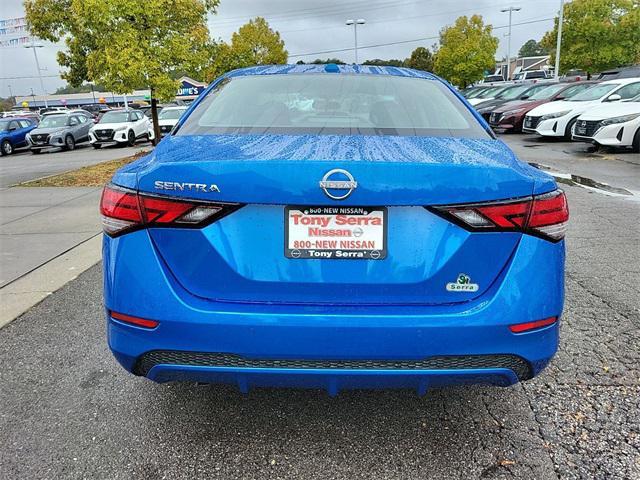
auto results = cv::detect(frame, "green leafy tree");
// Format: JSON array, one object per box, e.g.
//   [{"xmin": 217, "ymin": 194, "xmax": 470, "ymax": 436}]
[
  {"xmin": 54, "ymin": 83, "xmax": 107, "ymax": 95},
  {"xmin": 406, "ymin": 47, "xmax": 434, "ymax": 72},
  {"xmin": 310, "ymin": 58, "xmax": 346, "ymax": 64},
  {"xmin": 540, "ymin": 0, "xmax": 640, "ymax": 74},
  {"xmin": 362, "ymin": 58, "xmax": 406, "ymax": 67},
  {"xmin": 433, "ymin": 15, "xmax": 498, "ymax": 87},
  {"xmin": 25, "ymin": 0, "xmax": 219, "ymax": 141},
  {"xmin": 518, "ymin": 39, "xmax": 548, "ymax": 57},
  {"xmin": 207, "ymin": 17, "xmax": 288, "ymax": 80}
]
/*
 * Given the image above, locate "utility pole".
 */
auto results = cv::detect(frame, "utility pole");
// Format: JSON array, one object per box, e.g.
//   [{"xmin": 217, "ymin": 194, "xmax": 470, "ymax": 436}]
[
  {"xmin": 24, "ymin": 39, "xmax": 49, "ymax": 108},
  {"xmin": 500, "ymin": 7, "xmax": 521, "ymax": 81},
  {"xmin": 345, "ymin": 19, "xmax": 366, "ymax": 64},
  {"xmin": 7, "ymin": 84, "xmax": 13, "ymax": 99},
  {"xmin": 554, "ymin": 0, "xmax": 565, "ymax": 80}
]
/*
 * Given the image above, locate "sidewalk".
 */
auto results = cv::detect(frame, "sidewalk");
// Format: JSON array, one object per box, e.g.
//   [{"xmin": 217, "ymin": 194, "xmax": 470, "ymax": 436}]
[{"xmin": 0, "ymin": 187, "xmax": 102, "ymax": 287}]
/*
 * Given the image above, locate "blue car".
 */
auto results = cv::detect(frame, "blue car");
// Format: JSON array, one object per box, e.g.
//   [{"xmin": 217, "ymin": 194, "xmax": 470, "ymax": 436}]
[
  {"xmin": 101, "ymin": 65, "xmax": 568, "ymax": 395},
  {"xmin": 0, "ymin": 117, "xmax": 37, "ymax": 155}
]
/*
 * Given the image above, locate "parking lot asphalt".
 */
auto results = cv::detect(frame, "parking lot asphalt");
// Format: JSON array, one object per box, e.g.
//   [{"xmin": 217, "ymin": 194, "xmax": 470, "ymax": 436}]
[
  {"xmin": 0, "ymin": 137, "xmax": 638, "ymax": 479},
  {"xmin": 0, "ymin": 142, "xmax": 150, "ymax": 189}
]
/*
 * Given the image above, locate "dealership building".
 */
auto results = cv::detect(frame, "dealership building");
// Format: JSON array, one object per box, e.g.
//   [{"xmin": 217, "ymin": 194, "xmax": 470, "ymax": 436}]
[{"xmin": 14, "ymin": 77, "xmax": 207, "ymax": 109}]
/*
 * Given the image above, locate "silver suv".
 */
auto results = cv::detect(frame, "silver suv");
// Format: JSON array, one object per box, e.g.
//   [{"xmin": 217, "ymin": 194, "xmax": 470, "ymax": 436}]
[{"xmin": 27, "ymin": 111, "xmax": 93, "ymax": 154}]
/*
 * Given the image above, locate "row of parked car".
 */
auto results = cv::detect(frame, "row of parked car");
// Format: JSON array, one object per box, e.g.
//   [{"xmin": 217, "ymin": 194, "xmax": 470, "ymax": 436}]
[
  {"xmin": 0, "ymin": 104, "xmax": 188, "ymax": 156},
  {"xmin": 462, "ymin": 77, "xmax": 640, "ymax": 152}
]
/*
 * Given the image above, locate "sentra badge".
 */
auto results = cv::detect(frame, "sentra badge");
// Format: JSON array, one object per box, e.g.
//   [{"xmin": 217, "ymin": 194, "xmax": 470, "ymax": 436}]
[
  {"xmin": 154, "ymin": 181, "xmax": 220, "ymax": 193},
  {"xmin": 446, "ymin": 273, "xmax": 479, "ymax": 292}
]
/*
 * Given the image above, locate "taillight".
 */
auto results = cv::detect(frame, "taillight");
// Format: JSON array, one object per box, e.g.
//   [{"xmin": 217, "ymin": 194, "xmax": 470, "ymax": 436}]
[
  {"xmin": 100, "ymin": 184, "xmax": 243, "ymax": 236},
  {"xmin": 110, "ymin": 310, "xmax": 159, "ymax": 328},
  {"xmin": 509, "ymin": 316, "xmax": 557, "ymax": 333},
  {"xmin": 430, "ymin": 189, "xmax": 568, "ymax": 241}
]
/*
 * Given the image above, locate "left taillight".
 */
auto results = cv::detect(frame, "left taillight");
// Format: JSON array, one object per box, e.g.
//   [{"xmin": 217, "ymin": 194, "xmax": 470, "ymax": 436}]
[
  {"xmin": 430, "ymin": 189, "xmax": 569, "ymax": 242},
  {"xmin": 100, "ymin": 184, "xmax": 242, "ymax": 237}
]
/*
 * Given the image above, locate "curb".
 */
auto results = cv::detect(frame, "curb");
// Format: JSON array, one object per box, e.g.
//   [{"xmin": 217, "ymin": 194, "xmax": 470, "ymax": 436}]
[{"xmin": 0, "ymin": 234, "xmax": 102, "ymax": 329}]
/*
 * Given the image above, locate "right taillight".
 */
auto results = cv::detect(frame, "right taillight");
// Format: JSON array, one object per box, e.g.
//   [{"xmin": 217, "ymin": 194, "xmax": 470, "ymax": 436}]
[
  {"xmin": 100, "ymin": 184, "xmax": 243, "ymax": 237},
  {"xmin": 430, "ymin": 189, "xmax": 569, "ymax": 242}
]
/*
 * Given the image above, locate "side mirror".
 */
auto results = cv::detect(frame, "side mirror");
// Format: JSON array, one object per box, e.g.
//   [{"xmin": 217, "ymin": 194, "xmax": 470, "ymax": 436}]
[
  {"xmin": 553, "ymin": 96, "xmax": 565, "ymax": 101},
  {"xmin": 606, "ymin": 94, "xmax": 622, "ymax": 102},
  {"xmin": 8, "ymin": 127, "xmax": 17, "ymax": 132},
  {"xmin": 519, "ymin": 95, "xmax": 530, "ymax": 100}
]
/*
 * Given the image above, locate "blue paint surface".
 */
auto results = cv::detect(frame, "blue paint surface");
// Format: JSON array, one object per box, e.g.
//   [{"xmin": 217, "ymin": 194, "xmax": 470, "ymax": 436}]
[{"xmin": 104, "ymin": 64, "xmax": 564, "ymax": 393}]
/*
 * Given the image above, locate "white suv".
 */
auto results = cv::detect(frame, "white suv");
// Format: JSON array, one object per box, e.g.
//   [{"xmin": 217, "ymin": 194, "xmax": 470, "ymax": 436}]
[{"xmin": 89, "ymin": 109, "xmax": 154, "ymax": 148}]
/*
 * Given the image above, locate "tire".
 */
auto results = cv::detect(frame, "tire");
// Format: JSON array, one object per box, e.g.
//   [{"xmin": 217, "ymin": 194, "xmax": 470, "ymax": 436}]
[
  {"xmin": 1, "ymin": 139, "xmax": 13, "ymax": 156},
  {"xmin": 63, "ymin": 135, "xmax": 75, "ymax": 151},
  {"xmin": 633, "ymin": 128, "xmax": 640, "ymax": 153},
  {"xmin": 127, "ymin": 130, "xmax": 135, "ymax": 146},
  {"xmin": 92, "ymin": 143, "xmax": 102, "ymax": 149},
  {"xmin": 31, "ymin": 148, "xmax": 41, "ymax": 155},
  {"xmin": 564, "ymin": 117, "xmax": 578, "ymax": 141}
]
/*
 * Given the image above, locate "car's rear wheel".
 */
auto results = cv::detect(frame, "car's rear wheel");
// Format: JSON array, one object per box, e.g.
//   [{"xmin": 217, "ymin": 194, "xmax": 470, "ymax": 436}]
[
  {"xmin": 1, "ymin": 139, "xmax": 13, "ymax": 156},
  {"xmin": 633, "ymin": 128, "xmax": 640, "ymax": 153},
  {"xmin": 127, "ymin": 130, "xmax": 135, "ymax": 146},
  {"xmin": 63, "ymin": 135, "xmax": 75, "ymax": 151}
]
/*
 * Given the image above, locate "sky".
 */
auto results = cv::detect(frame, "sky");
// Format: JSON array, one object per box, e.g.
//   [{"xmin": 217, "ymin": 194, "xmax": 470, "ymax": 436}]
[{"xmin": 0, "ymin": 0, "xmax": 562, "ymax": 98}]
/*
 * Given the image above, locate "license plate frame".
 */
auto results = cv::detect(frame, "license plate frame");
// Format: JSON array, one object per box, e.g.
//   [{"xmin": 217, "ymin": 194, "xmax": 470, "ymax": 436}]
[{"xmin": 285, "ymin": 206, "xmax": 387, "ymax": 260}]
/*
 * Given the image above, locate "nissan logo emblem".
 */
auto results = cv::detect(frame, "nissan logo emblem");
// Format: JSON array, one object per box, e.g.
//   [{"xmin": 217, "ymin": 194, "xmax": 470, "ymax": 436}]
[{"xmin": 319, "ymin": 169, "xmax": 358, "ymax": 200}]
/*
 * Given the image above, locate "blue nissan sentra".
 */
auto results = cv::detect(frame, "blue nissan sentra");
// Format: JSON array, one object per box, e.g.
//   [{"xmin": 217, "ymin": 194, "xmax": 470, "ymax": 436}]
[{"xmin": 101, "ymin": 65, "xmax": 567, "ymax": 395}]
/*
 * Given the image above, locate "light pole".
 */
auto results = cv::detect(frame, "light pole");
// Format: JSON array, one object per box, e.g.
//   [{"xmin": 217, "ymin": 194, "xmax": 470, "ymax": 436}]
[
  {"xmin": 24, "ymin": 40, "xmax": 49, "ymax": 108},
  {"xmin": 345, "ymin": 19, "xmax": 366, "ymax": 64},
  {"xmin": 500, "ymin": 6, "xmax": 521, "ymax": 80},
  {"xmin": 7, "ymin": 84, "xmax": 13, "ymax": 99},
  {"xmin": 554, "ymin": 0, "xmax": 565, "ymax": 80}
]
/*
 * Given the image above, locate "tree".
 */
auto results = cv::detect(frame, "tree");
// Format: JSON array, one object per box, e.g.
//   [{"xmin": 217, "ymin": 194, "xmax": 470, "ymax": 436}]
[
  {"xmin": 540, "ymin": 0, "xmax": 640, "ymax": 75},
  {"xmin": 0, "ymin": 97, "xmax": 15, "ymax": 111},
  {"xmin": 206, "ymin": 17, "xmax": 288, "ymax": 80},
  {"xmin": 310, "ymin": 58, "xmax": 346, "ymax": 64},
  {"xmin": 518, "ymin": 39, "xmax": 548, "ymax": 57},
  {"xmin": 54, "ymin": 83, "xmax": 107, "ymax": 95},
  {"xmin": 433, "ymin": 15, "xmax": 498, "ymax": 88},
  {"xmin": 25, "ymin": 0, "xmax": 219, "ymax": 142},
  {"xmin": 406, "ymin": 47, "xmax": 434, "ymax": 72},
  {"xmin": 362, "ymin": 58, "xmax": 406, "ymax": 67}
]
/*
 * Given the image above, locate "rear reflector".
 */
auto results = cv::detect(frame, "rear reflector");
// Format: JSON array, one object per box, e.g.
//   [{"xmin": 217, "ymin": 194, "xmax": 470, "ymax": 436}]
[
  {"xmin": 509, "ymin": 316, "xmax": 557, "ymax": 333},
  {"xmin": 430, "ymin": 189, "xmax": 569, "ymax": 241},
  {"xmin": 100, "ymin": 184, "xmax": 243, "ymax": 236},
  {"xmin": 110, "ymin": 311, "xmax": 159, "ymax": 328}
]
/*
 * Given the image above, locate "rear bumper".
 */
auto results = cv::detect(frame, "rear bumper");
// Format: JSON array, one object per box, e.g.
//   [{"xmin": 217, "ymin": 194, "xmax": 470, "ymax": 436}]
[{"xmin": 104, "ymin": 230, "xmax": 564, "ymax": 393}]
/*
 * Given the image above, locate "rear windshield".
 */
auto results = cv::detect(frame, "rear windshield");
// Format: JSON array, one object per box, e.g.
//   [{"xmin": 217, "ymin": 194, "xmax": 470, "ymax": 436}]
[{"xmin": 177, "ymin": 74, "xmax": 490, "ymax": 138}]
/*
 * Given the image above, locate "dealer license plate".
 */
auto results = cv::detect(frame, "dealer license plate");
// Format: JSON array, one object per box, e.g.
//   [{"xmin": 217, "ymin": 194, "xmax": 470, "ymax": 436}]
[{"xmin": 285, "ymin": 206, "xmax": 387, "ymax": 260}]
